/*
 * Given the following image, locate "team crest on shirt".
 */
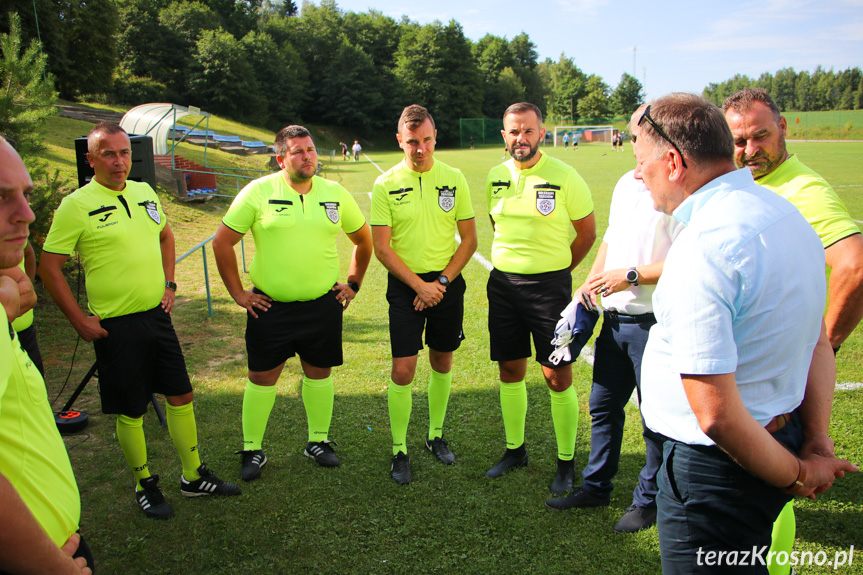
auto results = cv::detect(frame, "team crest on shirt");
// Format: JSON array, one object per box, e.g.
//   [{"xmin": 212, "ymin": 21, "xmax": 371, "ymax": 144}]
[
  {"xmin": 536, "ymin": 190, "xmax": 556, "ymax": 216},
  {"xmin": 437, "ymin": 186, "xmax": 455, "ymax": 212},
  {"xmin": 321, "ymin": 201, "xmax": 340, "ymax": 224},
  {"xmin": 139, "ymin": 200, "xmax": 161, "ymax": 224}
]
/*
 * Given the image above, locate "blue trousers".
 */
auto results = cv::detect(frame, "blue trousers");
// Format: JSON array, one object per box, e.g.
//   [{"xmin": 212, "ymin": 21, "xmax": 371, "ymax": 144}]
[
  {"xmin": 657, "ymin": 415, "xmax": 802, "ymax": 574},
  {"xmin": 580, "ymin": 313, "xmax": 663, "ymax": 508}
]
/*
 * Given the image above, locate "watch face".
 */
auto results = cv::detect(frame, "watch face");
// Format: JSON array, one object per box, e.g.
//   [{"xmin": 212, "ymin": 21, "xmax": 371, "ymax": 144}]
[
  {"xmin": 626, "ymin": 270, "xmax": 638, "ymax": 283},
  {"xmin": 438, "ymin": 275, "xmax": 449, "ymax": 286}
]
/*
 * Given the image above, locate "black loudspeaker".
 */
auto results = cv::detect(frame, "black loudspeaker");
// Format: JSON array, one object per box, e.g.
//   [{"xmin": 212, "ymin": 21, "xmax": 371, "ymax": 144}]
[{"xmin": 75, "ymin": 134, "xmax": 156, "ymax": 189}]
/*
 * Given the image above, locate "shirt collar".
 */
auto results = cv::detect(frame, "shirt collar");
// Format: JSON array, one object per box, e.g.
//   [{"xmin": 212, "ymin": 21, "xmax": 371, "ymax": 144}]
[{"xmin": 672, "ymin": 167, "xmax": 755, "ymax": 225}]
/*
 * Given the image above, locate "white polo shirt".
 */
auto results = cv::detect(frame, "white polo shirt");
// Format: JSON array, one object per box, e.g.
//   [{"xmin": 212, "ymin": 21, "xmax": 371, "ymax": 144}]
[
  {"xmin": 641, "ymin": 168, "xmax": 825, "ymax": 446},
  {"xmin": 600, "ymin": 170, "xmax": 683, "ymax": 315}
]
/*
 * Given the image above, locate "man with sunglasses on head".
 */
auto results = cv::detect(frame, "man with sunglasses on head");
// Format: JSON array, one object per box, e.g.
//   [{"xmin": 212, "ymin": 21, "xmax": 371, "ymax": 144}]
[
  {"xmin": 484, "ymin": 102, "xmax": 596, "ymax": 496},
  {"xmin": 635, "ymin": 94, "xmax": 856, "ymax": 574},
  {"xmin": 546, "ymin": 105, "xmax": 683, "ymax": 535}
]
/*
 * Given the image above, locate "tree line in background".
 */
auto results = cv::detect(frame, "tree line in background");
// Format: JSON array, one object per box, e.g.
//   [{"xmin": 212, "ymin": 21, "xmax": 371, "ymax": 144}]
[
  {"xmin": 1, "ymin": 0, "xmax": 644, "ymax": 143},
  {"xmin": 4, "ymin": 0, "xmax": 861, "ymax": 146},
  {"xmin": 703, "ymin": 67, "xmax": 863, "ymax": 111}
]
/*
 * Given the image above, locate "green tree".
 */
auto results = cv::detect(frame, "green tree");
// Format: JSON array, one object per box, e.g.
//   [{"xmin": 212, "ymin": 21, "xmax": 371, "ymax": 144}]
[
  {"xmin": 0, "ymin": 12, "xmax": 58, "ymax": 156},
  {"xmin": 319, "ymin": 42, "xmax": 384, "ymax": 132},
  {"xmin": 241, "ymin": 30, "xmax": 307, "ymax": 126},
  {"xmin": 0, "ymin": 12, "xmax": 66, "ymax": 253},
  {"xmin": 158, "ymin": 1, "xmax": 223, "ymax": 99},
  {"xmin": 188, "ymin": 28, "xmax": 265, "ymax": 123},
  {"xmin": 394, "ymin": 20, "xmax": 482, "ymax": 143},
  {"xmin": 610, "ymin": 73, "xmax": 644, "ymax": 117},
  {"xmin": 54, "ymin": 0, "xmax": 119, "ymax": 97},
  {"xmin": 539, "ymin": 54, "xmax": 587, "ymax": 123},
  {"xmin": 577, "ymin": 74, "xmax": 610, "ymax": 121}
]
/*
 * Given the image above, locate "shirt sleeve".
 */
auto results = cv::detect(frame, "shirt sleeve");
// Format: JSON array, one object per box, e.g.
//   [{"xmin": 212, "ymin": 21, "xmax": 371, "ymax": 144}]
[
  {"xmin": 339, "ymin": 189, "xmax": 366, "ymax": 234},
  {"xmin": 42, "ymin": 196, "xmax": 84, "ymax": 255},
  {"xmin": 791, "ymin": 181, "xmax": 860, "ymax": 248},
  {"xmin": 369, "ymin": 176, "xmax": 391, "ymax": 227},
  {"xmin": 662, "ymin": 239, "xmax": 739, "ymax": 376},
  {"xmin": 564, "ymin": 169, "xmax": 594, "ymax": 222},
  {"xmin": 222, "ymin": 181, "xmax": 260, "ymax": 234}
]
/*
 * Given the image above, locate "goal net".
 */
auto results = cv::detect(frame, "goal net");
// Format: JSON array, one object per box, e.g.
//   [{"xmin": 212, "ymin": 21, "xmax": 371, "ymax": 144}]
[{"xmin": 553, "ymin": 126, "xmax": 614, "ymax": 147}]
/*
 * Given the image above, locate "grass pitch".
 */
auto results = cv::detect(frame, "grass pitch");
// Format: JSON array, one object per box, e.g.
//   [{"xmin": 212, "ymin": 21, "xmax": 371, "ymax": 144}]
[{"xmin": 32, "ymin": 130, "xmax": 862, "ymax": 574}]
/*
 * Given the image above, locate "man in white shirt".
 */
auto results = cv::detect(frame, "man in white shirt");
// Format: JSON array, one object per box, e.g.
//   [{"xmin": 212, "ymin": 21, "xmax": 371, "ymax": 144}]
[{"xmin": 546, "ymin": 147, "xmax": 683, "ymax": 535}]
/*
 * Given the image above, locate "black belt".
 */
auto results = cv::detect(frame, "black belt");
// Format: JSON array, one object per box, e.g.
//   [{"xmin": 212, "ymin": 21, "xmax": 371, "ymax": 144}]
[{"xmin": 604, "ymin": 310, "xmax": 656, "ymax": 324}]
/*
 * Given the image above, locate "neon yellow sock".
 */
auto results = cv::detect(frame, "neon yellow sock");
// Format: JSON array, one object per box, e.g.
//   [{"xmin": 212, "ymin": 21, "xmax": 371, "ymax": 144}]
[
  {"xmin": 166, "ymin": 402, "xmax": 202, "ymax": 481},
  {"xmin": 388, "ymin": 381, "xmax": 412, "ymax": 455},
  {"xmin": 549, "ymin": 386, "xmax": 578, "ymax": 461},
  {"xmin": 767, "ymin": 502, "xmax": 795, "ymax": 575},
  {"xmin": 303, "ymin": 375, "xmax": 334, "ymax": 442},
  {"xmin": 242, "ymin": 380, "xmax": 277, "ymax": 451},
  {"xmin": 427, "ymin": 369, "xmax": 452, "ymax": 440},
  {"xmin": 116, "ymin": 414, "xmax": 150, "ymax": 491},
  {"xmin": 500, "ymin": 380, "xmax": 527, "ymax": 449}
]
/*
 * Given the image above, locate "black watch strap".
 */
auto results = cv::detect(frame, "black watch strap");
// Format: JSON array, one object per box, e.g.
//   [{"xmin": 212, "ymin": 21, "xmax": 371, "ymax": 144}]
[
  {"xmin": 348, "ymin": 281, "xmax": 360, "ymax": 293},
  {"xmin": 165, "ymin": 280, "xmax": 177, "ymax": 291}
]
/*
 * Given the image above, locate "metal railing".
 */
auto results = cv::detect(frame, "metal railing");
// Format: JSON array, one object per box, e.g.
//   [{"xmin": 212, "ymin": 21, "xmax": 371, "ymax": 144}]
[{"xmin": 175, "ymin": 236, "xmax": 247, "ymax": 318}]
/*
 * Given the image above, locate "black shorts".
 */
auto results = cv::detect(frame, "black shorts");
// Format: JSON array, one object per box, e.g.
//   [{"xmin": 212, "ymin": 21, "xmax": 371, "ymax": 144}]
[
  {"xmin": 487, "ymin": 267, "xmax": 573, "ymax": 367},
  {"xmin": 386, "ymin": 272, "xmax": 466, "ymax": 358},
  {"xmin": 245, "ymin": 288, "xmax": 343, "ymax": 372},
  {"xmin": 94, "ymin": 306, "xmax": 193, "ymax": 417}
]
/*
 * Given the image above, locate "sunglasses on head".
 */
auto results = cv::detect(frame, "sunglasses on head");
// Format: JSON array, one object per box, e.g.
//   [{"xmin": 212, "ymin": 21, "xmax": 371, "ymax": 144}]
[{"xmin": 632, "ymin": 105, "xmax": 688, "ymax": 168}]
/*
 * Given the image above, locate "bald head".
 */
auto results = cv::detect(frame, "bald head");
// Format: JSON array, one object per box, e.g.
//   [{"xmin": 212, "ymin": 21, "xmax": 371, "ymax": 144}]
[{"xmin": 0, "ymin": 137, "xmax": 35, "ymax": 268}]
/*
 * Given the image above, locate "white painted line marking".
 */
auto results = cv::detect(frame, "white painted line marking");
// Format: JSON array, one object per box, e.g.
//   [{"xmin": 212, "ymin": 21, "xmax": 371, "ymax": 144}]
[
  {"xmin": 836, "ymin": 381, "xmax": 863, "ymax": 391},
  {"xmin": 363, "ymin": 154, "xmax": 384, "ymax": 174}
]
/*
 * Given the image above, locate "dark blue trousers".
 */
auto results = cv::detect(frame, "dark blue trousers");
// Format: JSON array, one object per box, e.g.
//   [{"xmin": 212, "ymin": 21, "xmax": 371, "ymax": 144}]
[
  {"xmin": 580, "ymin": 313, "xmax": 663, "ymax": 508},
  {"xmin": 657, "ymin": 415, "xmax": 802, "ymax": 574}
]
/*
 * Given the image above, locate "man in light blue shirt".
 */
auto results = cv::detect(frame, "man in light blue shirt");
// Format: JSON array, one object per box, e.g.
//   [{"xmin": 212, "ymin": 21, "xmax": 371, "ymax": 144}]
[{"xmin": 634, "ymin": 93, "xmax": 856, "ymax": 574}]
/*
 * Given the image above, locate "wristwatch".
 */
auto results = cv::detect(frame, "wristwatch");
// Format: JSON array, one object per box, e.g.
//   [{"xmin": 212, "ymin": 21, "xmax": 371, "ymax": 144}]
[
  {"xmin": 165, "ymin": 280, "xmax": 177, "ymax": 291},
  {"xmin": 437, "ymin": 275, "xmax": 449, "ymax": 286},
  {"xmin": 625, "ymin": 267, "xmax": 639, "ymax": 286},
  {"xmin": 348, "ymin": 281, "xmax": 360, "ymax": 293}
]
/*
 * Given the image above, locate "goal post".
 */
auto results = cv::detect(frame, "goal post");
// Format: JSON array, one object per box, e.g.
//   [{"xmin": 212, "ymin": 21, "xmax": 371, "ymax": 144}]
[{"xmin": 553, "ymin": 125, "xmax": 615, "ymax": 147}]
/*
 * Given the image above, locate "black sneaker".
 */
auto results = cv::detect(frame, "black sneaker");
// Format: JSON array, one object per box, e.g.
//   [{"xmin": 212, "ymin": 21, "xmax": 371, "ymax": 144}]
[
  {"xmin": 180, "ymin": 464, "xmax": 242, "ymax": 497},
  {"xmin": 545, "ymin": 486, "xmax": 610, "ymax": 510},
  {"xmin": 425, "ymin": 437, "xmax": 455, "ymax": 465},
  {"xmin": 485, "ymin": 445, "xmax": 528, "ymax": 478},
  {"xmin": 135, "ymin": 475, "xmax": 174, "ymax": 520},
  {"xmin": 613, "ymin": 504, "xmax": 657, "ymax": 533},
  {"xmin": 304, "ymin": 440, "xmax": 340, "ymax": 467},
  {"xmin": 390, "ymin": 452, "xmax": 412, "ymax": 484},
  {"xmin": 237, "ymin": 449, "xmax": 267, "ymax": 482},
  {"xmin": 550, "ymin": 458, "xmax": 575, "ymax": 494}
]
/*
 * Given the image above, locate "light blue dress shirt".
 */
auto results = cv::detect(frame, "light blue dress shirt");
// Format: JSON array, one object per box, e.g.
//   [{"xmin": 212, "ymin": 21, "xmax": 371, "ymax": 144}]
[{"xmin": 641, "ymin": 168, "xmax": 825, "ymax": 446}]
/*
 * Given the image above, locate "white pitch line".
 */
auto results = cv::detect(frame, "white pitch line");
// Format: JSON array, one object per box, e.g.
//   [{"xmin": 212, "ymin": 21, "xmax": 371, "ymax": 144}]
[
  {"xmin": 362, "ymin": 153, "xmax": 385, "ymax": 174},
  {"xmin": 836, "ymin": 381, "xmax": 863, "ymax": 391}
]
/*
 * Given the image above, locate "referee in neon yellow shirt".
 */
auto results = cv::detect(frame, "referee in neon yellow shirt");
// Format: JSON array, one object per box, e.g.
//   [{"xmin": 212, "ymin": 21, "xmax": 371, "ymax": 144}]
[
  {"xmin": 213, "ymin": 125, "xmax": 372, "ymax": 480},
  {"xmin": 40, "ymin": 123, "xmax": 240, "ymax": 521},
  {"xmin": 484, "ymin": 102, "xmax": 596, "ymax": 495},
  {"xmin": 371, "ymin": 105, "xmax": 477, "ymax": 484}
]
